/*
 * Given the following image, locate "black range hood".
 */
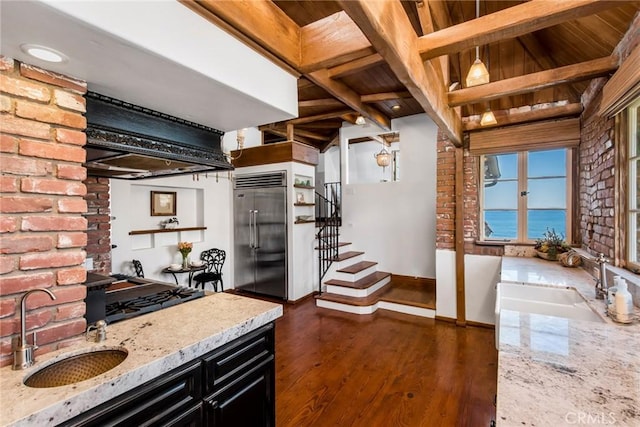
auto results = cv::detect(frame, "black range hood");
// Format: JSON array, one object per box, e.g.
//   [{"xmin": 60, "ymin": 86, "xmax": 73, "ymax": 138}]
[{"xmin": 85, "ymin": 92, "xmax": 233, "ymax": 179}]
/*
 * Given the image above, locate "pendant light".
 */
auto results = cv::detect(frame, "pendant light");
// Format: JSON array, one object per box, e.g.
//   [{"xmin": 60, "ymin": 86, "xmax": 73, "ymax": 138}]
[
  {"xmin": 465, "ymin": 0, "xmax": 490, "ymax": 87},
  {"xmin": 480, "ymin": 109, "xmax": 497, "ymax": 126}
]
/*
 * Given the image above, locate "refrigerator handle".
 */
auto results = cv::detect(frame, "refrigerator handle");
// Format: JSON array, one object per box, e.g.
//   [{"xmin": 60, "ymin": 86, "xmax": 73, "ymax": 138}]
[
  {"xmin": 254, "ymin": 210, "xmax": 260, "ymax": 248},
  {"xmin": 249, "ymin": 210, "xmax": 254, "ymax": 248}
]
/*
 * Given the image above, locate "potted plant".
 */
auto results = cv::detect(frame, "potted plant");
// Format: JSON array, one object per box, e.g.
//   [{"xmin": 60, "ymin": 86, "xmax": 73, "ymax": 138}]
[{"xmin": 534, "ymin": 228, "xmax": 571, "ymax": 260}]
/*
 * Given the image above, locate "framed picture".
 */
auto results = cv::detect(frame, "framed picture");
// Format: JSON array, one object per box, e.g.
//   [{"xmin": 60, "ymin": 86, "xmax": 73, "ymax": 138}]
[
  {"xmin": 151, "ymin": 191, "xmax": 176, "ymax": 216},
  {"xmin": 296, "ymin": 192, "xmax": 305, "ymax": 203}
]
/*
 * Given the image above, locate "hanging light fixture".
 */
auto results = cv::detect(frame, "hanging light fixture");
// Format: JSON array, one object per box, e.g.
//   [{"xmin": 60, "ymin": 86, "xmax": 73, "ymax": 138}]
[
  {"xmin": 375, "ymin": 147, "xmax": 391, "ymax": 168},
  {"xmin": 355, "ymin": 115, "xmax": 366, "ymax": 125},
  {"xmin": 480, "ymin": 109, "xmax": 497, "ymax": 126},
  {"xmin": 465, "ymin": 0, "xmax": 490, "ymax": 87}
]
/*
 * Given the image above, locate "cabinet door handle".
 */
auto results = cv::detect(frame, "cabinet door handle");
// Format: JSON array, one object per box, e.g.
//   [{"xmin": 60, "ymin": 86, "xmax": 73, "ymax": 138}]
[{"xmin": 204, "ymin": 397, "xmax": 219, "ymax": 410}]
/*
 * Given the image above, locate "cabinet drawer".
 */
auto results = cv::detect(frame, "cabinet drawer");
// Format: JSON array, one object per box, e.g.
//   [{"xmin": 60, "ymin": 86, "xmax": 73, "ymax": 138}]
[
  {"xmin": 203, "ymin": 323, "xmax": 274, "ymax": 393},
  {"xmin": 60, "ymin": 361, "xmax": 202, "ymax": 427}
]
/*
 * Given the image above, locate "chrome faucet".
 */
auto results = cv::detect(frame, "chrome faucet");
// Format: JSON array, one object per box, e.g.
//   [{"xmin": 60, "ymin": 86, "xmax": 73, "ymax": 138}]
[
  {"xmin": 12, "ymin": 288, "xmax": 56, "ymax": 370},
  {"xmin": 594, "ymin": 253, "xmax": 609, "ymax": 300},
  {"xmin": 86, "ymin": 320, "xmax": 107, "ymax": 342}
]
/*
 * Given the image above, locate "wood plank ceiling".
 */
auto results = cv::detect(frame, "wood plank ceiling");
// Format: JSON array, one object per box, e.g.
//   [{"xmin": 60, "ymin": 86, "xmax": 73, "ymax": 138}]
[{"xmin": 183, "ymin": 0, "xmax": 639, "ymax": 151}]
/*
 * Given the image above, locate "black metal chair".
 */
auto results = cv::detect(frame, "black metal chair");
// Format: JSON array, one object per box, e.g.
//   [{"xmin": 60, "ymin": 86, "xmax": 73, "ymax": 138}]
[
  {"xmin": 132, "ymin": 259, "xmax": 144, "ymax": 278},
  {"xmin": 193, "ymin": 249, "xmax": 225, "ymax": 292}
]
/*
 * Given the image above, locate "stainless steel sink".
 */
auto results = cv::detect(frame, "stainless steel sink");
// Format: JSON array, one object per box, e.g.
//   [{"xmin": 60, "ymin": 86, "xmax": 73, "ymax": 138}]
[{"xmin": 24, "ymin": 348, "xmax": 128, "ymax": 388}]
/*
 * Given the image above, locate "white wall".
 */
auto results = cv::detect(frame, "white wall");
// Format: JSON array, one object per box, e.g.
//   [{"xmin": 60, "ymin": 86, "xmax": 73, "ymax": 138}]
[
  {"xmin": 110, "ymin": 173, "xmax": 232, "ymax": 290},
  {"xmin": 465, "ymin": 255, "xmax": 501, "ymax": 324},
  {"xmin": 339, "ymin": 113, "xmax": 438, "ymax": 278}
]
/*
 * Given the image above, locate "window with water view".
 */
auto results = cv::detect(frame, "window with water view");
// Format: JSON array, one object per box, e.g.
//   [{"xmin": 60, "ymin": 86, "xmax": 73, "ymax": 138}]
[{"xmin": 481, "ymin": 148, "xmax": 569, "ymax": 243}]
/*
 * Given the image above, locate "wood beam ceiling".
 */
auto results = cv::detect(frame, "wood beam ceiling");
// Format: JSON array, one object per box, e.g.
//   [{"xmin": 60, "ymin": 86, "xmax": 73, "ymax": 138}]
[
  {"xmin": 448, "ymin": 56, "xmax": 619, "ymax": 107},
  {"xmin": 340, "ymin": 0, "xmax": 462, "ymax": 145},
  {"xmin": 418, "ymin": 0, "xmax": 626, "ymax": 60},
  {"xmin": 463, "ymin": 102, "xmax": 583, "ymax": 131}
]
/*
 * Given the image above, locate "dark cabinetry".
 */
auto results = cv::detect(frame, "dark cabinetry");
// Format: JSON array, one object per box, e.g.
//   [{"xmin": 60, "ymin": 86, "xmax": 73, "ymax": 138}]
[{"xmin": 61, "ymin": 323, "xmax": 275, "ymax": 427}]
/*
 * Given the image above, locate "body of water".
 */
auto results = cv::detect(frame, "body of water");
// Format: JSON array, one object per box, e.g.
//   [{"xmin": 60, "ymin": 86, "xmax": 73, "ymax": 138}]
[{"xmin": 484, "ymin": 210, "xmax": 566, "ymax": 240}]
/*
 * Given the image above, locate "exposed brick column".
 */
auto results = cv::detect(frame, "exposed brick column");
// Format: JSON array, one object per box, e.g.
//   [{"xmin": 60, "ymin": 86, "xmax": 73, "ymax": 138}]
[
  {"xmin": 436, "ymin": 129, "xmax": 503, "ymax": 256},
  {"xmin": 0, "ymin": 57, "xmax": 88, "ymax": 366},
  {"xmin": 83, "ymin": 177, "xmax": 111, "ymax": 274}
]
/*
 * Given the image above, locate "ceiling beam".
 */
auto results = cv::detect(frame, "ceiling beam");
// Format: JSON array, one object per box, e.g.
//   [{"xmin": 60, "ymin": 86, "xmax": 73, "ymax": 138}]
[
  {"xmin": 298, "ymin": 98, "xmax": 345, "ymax": 108},
  {"xmin": 449, "ymin": 56, "xmax": 618, "ymax": 107},
  {"xmin": 300, "ymin": 11, "xmax": 375, "ymax": 73},
  {"xmin": 418, "ymin": 0, "xmax": 626, "ymax": 60},
  {"xmin": 463, "ymin": 102, "xmax": 583, "ymax": 131},
  {"xmin": 259, "ymin": 125, "xmax": 317, "ymax": 146},
  {"xmin": 415, "ymin": 0, "xmax": 448, "ymax": 87},
  {"xmin": 307, "ymin": 69, "xmax": 391, "ymax": 130},
  {"xmin": 328, "ymin": 53, "xmax": 385, "ymax": 79},
  {"xmin": 340, "ymin": 0, "xmax": 462, "ymax": 145},
  {"xmin": 259, "ymin": 124, "xmax": 328, "ymax": 141},
  {"xmin": 361, "ymin": 91, "xmax": 412, "ymax": 103},
  {"xmin": 184, "ymin": 0, "xmax": 300, "ymax": 68},
  {"xmin": 287, "ymin": 109, "xmax": 355, "ymax": 125}
]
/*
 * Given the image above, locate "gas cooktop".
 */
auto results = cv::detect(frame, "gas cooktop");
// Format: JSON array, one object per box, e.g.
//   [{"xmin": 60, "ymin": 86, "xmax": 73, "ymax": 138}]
[{"xmin": 105, "ymin": 281, "xmax": 204, "ymax": 324}]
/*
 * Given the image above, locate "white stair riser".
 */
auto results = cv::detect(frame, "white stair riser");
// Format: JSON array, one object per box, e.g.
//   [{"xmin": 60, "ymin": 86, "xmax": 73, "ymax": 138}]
[
  {"xmin": 333, "ymin": 264, "xmax": 377, "ymax": 282},
  {"xmin": 326, "ymin": 276, "xmax": 391, "ymax": 298},
  {"xmin": 316, "ymin": 299, "xmax": 377, "ymax": 315},
  {"xmin": 316, "ymin": 298, "xmax": 435, "ymax": 319},
  {"xmin": 378, "ymin": 301, "xmax": 436, "ymax": 318}
]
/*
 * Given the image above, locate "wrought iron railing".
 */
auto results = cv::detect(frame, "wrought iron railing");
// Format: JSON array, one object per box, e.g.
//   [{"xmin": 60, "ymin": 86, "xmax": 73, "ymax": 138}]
[{"xmin": 315, "ymin": 191, "xmax": 340, "ymax": 294}]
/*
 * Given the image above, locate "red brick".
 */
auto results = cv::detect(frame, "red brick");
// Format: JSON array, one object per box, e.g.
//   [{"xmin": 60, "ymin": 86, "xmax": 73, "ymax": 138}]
[
  {"xmin": 19, "ymin": 63, "xmax": 87, "ymax": 94},
  {"xmin": 53, "ymin": 89, "xmax": 85, "ymax": 113},
  {"xmin": 19, "ymin": 139, "xmax": 85, "ymax": 162},
  {"xmin": 19, "ymin": 251, "xmax": 84, "ymax": 270},
  {"xmin": 0, "ymin": 309, "xmax": 53, "ymax": 337},
  {"xmin": 56, "ymin": 267, "xmax": 86, "ymax": 285},
  {"xmin": 0, "ymin": 235, "xmax": 54, "ymax": 254},
  {"xmin": 54, "ymin": 128, "xmax": 86, "ymax": 146},
  {"xmin": 0, "ymin": 256, "xmax": 15, "ymax": 274},
  {"xmin": 0, "ymin": 154, "xmax": 52, "ymax": 176},
  {"xmin": 56, "ymin": 164, "xmax": 86, "ymax": 181},
  {"xmin": 0, "ymin": 272, "xmax": 55, "ymax": 295},
  {"xmin": 57, "ymin": 198, "xmax": 87, "ymax": 214},
  {"xmin": 0, "ymin": 134, "xmax": 18, "ymax": 153},
  {"xmin": 0, "ymin": 176, "xmax": 17, "ymax": 192},
  {"xmin": 36, "ymin": 318, "xmax": 86, "ymax": 347},
  {"xmin": 0, "ymin": 94, "xmax": 11, "ymax": 113},
  {"xmin": 0, "ymin": 75, "xmax": 51, "ymax": 102},
  {"xmin": 15, "ymin": 100, "xmax": 86, "ymax": 129},
  {"xmin": 29, "ymin": 285, "xmax": 85, "ymax": 307},
  {"xmin": 0, "ymin": 114, "xmax": 51, "ymax": 139},
  {"xmin": 0, "ymin": 57, "xmax": 15, "ymax": 72},
  {"xmin": 21, "ymin": 178, "xmax": 86, "ymax": 196},
  {"xmin": 0, "ymin": 196, "xmax": 53, "ymax": 213},
  {"xmin": 55, "ymin": 301, "xmax": 85, "ymax": 321},
  {"xmin": 57, "ymin": 232, "xmax": 87, "ymax": 249},
  {"xmin": 0, "ymin": 217, "xmax": 18, "ymax": 233},
  {"xmin": 21, "ymin": 216, "xmax": 86, "ymax": 232},
  {"xmin": 0, "ymin": 299, "xmax": 16, "ymax": 319}
]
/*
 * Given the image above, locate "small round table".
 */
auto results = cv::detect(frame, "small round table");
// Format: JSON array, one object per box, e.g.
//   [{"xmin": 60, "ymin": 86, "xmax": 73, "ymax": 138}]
[{"xmin": 162, "ymin": 265, "xmax": 206, "ymax": 287}]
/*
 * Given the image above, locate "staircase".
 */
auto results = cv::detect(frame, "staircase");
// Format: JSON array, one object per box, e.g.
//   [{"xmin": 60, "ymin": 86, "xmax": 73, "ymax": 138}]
[{"xmin": 314, "ymin": 185, "xmax": 435, "ymax": 318}]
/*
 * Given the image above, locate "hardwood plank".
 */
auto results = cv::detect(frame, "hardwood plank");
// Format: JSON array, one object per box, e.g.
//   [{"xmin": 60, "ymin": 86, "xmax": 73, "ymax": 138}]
[
  {"xmin": 361, "ymin": 91, "xmax": 412, "ymax": 103},
  {"xmin": 448, "ymin": 56, "xmax": 619, "ymax": 107},
  {"xmin": 418, "ymin": 0, "xmax": 625, "ymax": 59},
  {"xmin": 327, "ymin": 53, "xmax": 385, "ymax": 79},
  {"xmin": 274, "ymin": 297, "xmax": 498, "ymax": 426},
  {"xmin": 340, "ymin": 0, "xmax": 462, "ymax": 146},
  {"xmin": 325, "ymin": 271, "xmax": 391, "ymax": 290},
  {"xmin": 336, "ymin": 260, "xmax": 377, "ymax": 274},
  {"xmin": 463, "ymin": 102, "xmax": 583, "ymax": 131}
]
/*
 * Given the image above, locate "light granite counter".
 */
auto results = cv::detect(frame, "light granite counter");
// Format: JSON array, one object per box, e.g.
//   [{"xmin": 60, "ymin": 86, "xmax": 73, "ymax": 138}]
[
  {"xmin": 497, "ymin": 257, "xmax": 639, "ymax": 426},
  {"xmin": 0, "ymin": 292, "xmax": 282, "ymax": 427}
]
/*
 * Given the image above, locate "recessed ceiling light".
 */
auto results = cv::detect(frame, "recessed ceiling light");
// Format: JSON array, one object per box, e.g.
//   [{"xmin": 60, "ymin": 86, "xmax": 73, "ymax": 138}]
[
  {"xmin": 20, "ymin": 44, "xmax": 68, "ymax": 63},
  {"xmin": 391, "ymin": 105, "xmax": 401, "ymax": 111}
]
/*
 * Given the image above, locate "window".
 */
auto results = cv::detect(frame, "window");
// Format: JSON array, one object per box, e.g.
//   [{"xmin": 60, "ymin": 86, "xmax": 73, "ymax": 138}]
[
  {"xmin": 480, "ymin": 148, "xmax": 571, "ymax": 243},
  {"xmin": 627, "ymin": 98, "xmax": 640, "ymax": 269}
]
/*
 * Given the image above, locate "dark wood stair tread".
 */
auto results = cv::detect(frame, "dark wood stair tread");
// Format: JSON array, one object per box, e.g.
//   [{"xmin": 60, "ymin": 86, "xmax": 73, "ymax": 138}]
[
  {"xmin": 325, "ymin": 271, "xmax": 391, "ymax": 289},
  {"xmin": 336, "ymin": 261, "xmax": 377, "ymax": 274},
  {"xmin": 317, "ymin": 279, "xmax": 436, "ymax": 310},
  {"xmin": 315, "ymin": 242, "xmax": 351, "ymax": 250},
  {"xmin": 325, "ymin": 251, "xmax": 363, "ymax": 262}
]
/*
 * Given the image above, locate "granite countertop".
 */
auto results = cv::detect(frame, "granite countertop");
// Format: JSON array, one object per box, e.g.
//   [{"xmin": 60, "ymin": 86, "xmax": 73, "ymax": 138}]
[
  {"xmin": 497, "ymin": 257, "xmax": 639, "ymax": 426},
  {"xmin": 0, "ymin": 292, "xmax": 282, "ymax": 427}
]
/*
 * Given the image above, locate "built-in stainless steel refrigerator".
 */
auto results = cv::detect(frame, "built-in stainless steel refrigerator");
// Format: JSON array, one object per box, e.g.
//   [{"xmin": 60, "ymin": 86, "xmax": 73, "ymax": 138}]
[{"xmin": 234, "ymin": 172, "xmax": 287, "ymax": 299}]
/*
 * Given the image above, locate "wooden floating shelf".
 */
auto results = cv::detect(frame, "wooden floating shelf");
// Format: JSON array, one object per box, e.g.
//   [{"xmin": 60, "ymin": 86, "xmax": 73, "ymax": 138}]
[
  {"xmin": 294, "ymin": 184, "xmax": 314, "ymax": 189},
  {"xmin": 294, "ymin": 203, "xmax": 315, "ymax": 206},
  {"xmin": 294, "ymin": 219, "xmax": 316, "ymax": 224},
  {"xmin": 129, "ymin": 226, "xmax": 207, "ymax": 235}
]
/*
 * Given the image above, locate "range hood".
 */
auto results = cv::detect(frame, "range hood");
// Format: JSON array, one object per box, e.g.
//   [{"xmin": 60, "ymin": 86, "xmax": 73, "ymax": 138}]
[{"xmin": 85, "ymin": 92, "xmax": 233, "ymax": 180}]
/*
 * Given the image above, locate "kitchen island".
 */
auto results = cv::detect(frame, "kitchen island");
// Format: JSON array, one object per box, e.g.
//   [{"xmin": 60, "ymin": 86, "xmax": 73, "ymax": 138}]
[
  {"xmin": 0, "ymin": 292, "xmax": 282, "ymax": 426},
  {"xmin": 496, "ymin": 257, "xmax": 639, "ymax": 426}
]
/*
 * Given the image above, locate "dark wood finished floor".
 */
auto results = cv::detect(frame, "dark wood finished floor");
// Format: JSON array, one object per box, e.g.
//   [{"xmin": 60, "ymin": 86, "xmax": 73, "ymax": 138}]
[{"xmin": 275, "ymin": 297, "xmax": 498, "ymax": 427}]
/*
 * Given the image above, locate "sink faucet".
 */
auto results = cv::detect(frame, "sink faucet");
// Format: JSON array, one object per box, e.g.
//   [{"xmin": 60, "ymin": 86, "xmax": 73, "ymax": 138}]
[
  {"xmin": 12, "ymin": 288, "xmax": 56, "ymax": 370},
  {"xmin": 594, "ymin": 253, "xmax": 609, "ymax": 300}
]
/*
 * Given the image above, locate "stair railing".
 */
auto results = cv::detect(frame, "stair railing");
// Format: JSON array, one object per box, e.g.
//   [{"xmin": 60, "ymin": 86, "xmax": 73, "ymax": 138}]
[{"xmin": 315, "ymin": 191, "xmax": 340, "ymax": 294}]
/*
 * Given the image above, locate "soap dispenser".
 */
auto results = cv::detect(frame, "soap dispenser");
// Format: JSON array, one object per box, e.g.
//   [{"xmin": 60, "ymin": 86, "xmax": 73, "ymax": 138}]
[{"xmin": 613, "ymin": 278, "xmax": 633, "ymax": 323}]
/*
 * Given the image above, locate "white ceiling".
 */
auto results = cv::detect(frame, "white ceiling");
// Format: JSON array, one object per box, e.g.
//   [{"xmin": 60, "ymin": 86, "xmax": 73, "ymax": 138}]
[{"xmin": 0, "ymin": 0, "xmax": 299, "ymax": 132}]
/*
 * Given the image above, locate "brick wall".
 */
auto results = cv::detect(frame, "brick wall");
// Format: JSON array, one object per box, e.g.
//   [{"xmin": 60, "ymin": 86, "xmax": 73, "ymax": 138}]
[
  {"xmin": 84, "ymin": 177, "xmax": 111, "ymax": 275},
  {"xmin": 436, "ymin": 129, "xmax": 503, "ymax": 256},
  {"xmin": 0, "ymin": 58, "xmax": 88, "ymax": 366}
]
